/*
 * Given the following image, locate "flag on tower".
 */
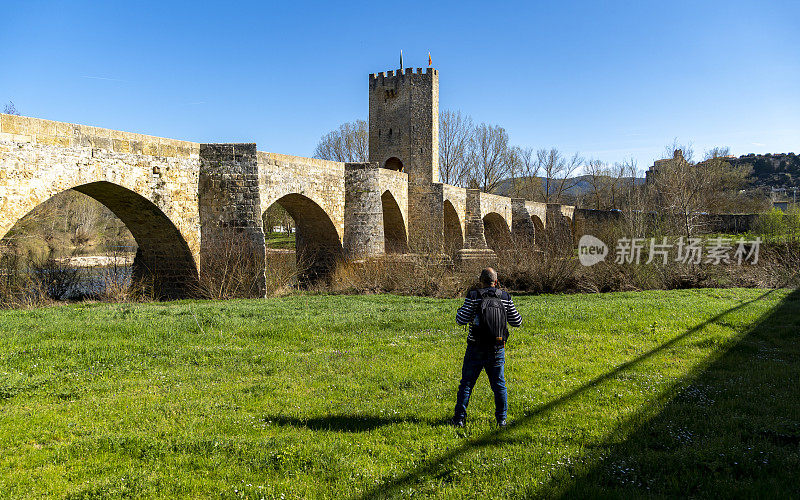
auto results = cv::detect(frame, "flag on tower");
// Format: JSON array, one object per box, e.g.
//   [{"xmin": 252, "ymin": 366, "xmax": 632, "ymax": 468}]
[
  {"xmin": 400, "ymin": 50, "xmax": 403, "ymax": 69},
  {"xmin": 428, "ymin": 52, "xmax": 432, "ymax": 66}
]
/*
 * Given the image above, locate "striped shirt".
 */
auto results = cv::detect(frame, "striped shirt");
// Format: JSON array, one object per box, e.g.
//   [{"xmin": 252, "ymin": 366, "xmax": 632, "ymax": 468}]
[{"xmin": 456, "ymin": 287, "xmax": 523, "ymax": 343}]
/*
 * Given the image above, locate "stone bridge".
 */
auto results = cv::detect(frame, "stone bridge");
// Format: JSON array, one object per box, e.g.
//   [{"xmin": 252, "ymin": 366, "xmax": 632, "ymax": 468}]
[{"xmin": 0, "ymin": 67, "xmax": 580, "ymax": 297}]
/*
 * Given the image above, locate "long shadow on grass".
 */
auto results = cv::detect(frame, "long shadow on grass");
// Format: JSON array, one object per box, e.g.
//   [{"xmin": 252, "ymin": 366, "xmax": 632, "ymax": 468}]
[
  {"xmin": 263, "ymin": 414, "xmax": 448, "ymax": 432},
  {"xmin": 355, "ymin": 289, "xmax": 781, "ymax": 500},
  {"xmin": 542, "ymin": 288, "xmax": 800, "ymax": 498}
]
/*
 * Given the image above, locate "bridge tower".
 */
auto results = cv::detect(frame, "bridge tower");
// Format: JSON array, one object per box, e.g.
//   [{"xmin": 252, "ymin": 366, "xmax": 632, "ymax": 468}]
[{"xmin": 369, "ymin": 67, "xmax": 443, "ymax": 253}]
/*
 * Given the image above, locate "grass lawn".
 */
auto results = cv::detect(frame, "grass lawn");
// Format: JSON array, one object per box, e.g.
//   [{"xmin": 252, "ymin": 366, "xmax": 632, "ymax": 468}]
[
  {"xmin": 265, "ymin": 232, "xmax": 296, "ymax": 250},
  {"xmin": 0, "ymin": 288, "xmax": 798, "ymax": 498}
]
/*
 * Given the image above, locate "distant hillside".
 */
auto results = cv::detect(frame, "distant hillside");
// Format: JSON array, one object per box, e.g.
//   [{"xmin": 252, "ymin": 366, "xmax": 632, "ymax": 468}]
[
  {"xmin": 495, "ymin": 175, "xmax": 645, "ymax": 198},
  {"xmin": 494, "ymin": 152, "xmax": 800, "ymax": 198},
  {"xmin": 730, "ymin": 153, "xmax": 800, "ymax": 189}
]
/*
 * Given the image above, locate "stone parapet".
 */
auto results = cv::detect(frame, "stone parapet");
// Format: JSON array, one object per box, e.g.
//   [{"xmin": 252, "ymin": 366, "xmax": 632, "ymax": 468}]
[{"xmin": 0, "ymin": 113, "xmax": 199, "ymax": 159}]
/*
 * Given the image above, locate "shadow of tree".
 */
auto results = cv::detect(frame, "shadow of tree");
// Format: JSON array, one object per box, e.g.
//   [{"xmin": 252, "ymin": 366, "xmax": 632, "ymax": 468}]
[
  {"xmin": 354, "ymin": 288, "xmax": 788, "ymax": 499},
  {"xmin": 544, "ymin": 288, "xmax": 800, "ymax": 498},
  {"xmin": 263, "ymin": 414, "xmax": 449, "ymax": 433}
]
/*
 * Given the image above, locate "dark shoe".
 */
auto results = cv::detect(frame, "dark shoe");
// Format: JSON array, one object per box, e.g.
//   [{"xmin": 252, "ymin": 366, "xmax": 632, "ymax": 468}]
[
  {"xmin": 450, "ymin": 417, "xmax": 465, "ymax": 428},
  {"xmin": 497, "ymin": 419, "xmax": 508, "ymax": 428}
]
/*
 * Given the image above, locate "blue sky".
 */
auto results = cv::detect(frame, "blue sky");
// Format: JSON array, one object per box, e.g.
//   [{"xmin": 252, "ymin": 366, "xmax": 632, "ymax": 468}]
[{"xmin": 2, "ymin": 0, "xmax": 798, "ymax": 172}]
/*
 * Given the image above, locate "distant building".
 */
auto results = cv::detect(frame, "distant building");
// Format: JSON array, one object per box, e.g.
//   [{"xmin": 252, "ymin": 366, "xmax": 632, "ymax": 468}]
[{"xmin": 645, "ymin": 149, "xmax": 687, "ymax": 183}]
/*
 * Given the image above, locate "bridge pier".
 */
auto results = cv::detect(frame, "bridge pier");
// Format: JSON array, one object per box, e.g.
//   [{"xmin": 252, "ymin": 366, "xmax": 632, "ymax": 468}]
[
  {"xmin": 344, "ymin": 162, "xmax": 385, "ymax": 259},
  {"xmin": 545, "ymin": 203, "xmax": 575, "ymax": 252},
  {"xmin": 407, "ymin": 182, "xmax": 445, "ymax": 254},
  {"xmin": 511, "ymin": 198, "xmax": 537, "ymax": 248},
  {"xmin": 199, "ymin": 143, "xmax": 267, "ymax": 297},
  {"xmin": 455, "ymin": 189, "xmax": 497, "ymax": 265}
]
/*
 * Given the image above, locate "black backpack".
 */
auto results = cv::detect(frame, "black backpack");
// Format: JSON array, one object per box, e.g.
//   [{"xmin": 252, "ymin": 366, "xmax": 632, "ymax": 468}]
[{"xmin": 476, "ymin": 288, "xmax": 508, "ymax": 345}]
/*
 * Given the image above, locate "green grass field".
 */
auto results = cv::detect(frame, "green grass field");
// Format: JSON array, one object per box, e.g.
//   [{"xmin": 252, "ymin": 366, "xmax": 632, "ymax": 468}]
[
  {"xmin": 265, "ymin": 232, "xmax": 296, "ymax": 250},
  {"xmin": 1, "ymin": 289, "xmax": 798, "ymax": 498}
]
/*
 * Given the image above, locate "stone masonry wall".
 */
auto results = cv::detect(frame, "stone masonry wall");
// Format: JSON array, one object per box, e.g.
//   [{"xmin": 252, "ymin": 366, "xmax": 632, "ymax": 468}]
[
  {"xmin": 368, "ymin": 68, "xmax": 439, "ymax": 183},
  {"xmin": 442, "ymin": 184, "xmax": 467, "ymax": 236},
  {"xmin": 369, "ymin": 68, "xmax": 440, "ymax": 252},
  {"xmin": 463, "ymin": 189, "xmax": 488, "ymax": 249},
  {"xmin": 258, "ymin": 152, "xmax": 345, "ymax": 242},
  {"xmin": 377, "ymin": 167, "xmax": 409, "ymax": 235},
  {"xmin": 199, "ymin": 143, "xmax": 266, "ymax": 297},
  {"xmin": 525, "ymin": 201, "xmax": 548, "ymax": 230},
  {"xmin": 511, "ymin": 198, "xmax": 536, "ymax": 246},
  {"xmin": 344, "ymin": 163, "xmax": 385, "ymax": 258},
  {"xmin": 480, "ymin": 192, "xmax": 513, "ymax": 227},
  {"xmin": 0, "ymin": 113, "xmax": 201, "ymax": 297}
]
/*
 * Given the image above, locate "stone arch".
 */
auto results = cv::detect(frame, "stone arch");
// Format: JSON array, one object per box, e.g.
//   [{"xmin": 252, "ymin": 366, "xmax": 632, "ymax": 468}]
[
  {"xmin": 263, "ymin": 193, "xmax": 343, "ymax": 281},
  {"xmin": 1, "ymin": 182, "xmax": 198, "ymax": 298},
  {"xmin": 443, "ymin": 200, "xmax": 463, "ymax": 254},
  {"xmin": 384, "ymin": 157, "xmax": 404, "ymax": 172},
  {"xmin": 381, "ymin": 190, "xmax": 408, "ymax": 253},
  {"xmin": 483, "ymin": 212, "xmax": 512, "ymax": 251}
]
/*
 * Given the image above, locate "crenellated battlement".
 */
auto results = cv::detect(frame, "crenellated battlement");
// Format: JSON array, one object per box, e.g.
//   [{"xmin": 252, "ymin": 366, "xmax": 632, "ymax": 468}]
[{"xmin": 369, "ymin": 67, "xmax": 438, "ymax": 88}]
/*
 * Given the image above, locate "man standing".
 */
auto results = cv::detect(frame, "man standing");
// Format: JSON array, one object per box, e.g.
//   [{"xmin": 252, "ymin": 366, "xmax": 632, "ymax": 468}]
[{"xmin": 452, "ymin": 267, "xmax": 523, "ymax": 428}]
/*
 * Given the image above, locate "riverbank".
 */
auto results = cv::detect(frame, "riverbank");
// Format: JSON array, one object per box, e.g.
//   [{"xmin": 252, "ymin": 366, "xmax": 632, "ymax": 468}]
[{"xmin": 55, "ymin": 254, "xmax": 135, "ymax": 267}]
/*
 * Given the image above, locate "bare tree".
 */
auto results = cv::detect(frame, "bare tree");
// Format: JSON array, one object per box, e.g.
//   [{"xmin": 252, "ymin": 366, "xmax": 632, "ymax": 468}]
[
  {"xmin": 607, "ymin": 161, "xmax": 632, "ymax": 210},
  {"xmin": 504, "ymin": 146, "xmax": 521, "ymax": 197},
  {"xmin": 649, "ymin": 146, "xmax": 703, "ymax": 237},
  {"xmin": 538, "ymin": 148, "xmax": 583, "ymax": 203},
  {"xmin": 513, "ymin": 146, "xmax": 542, "ymax": 200},
  {"xmin": 313, "ymin": 119, "xmax": 368, "ymax": 162},
  {"xmin": 648, "ymin": 142, "xmax": 749, "ymax": 237},
  {"xmin": 664, "ymin": 139, "xmax": 695, "ymax": 163},
  {"xmin": 615, "ymin": 158, "xmax": 650, "ymax": 237},
  {"xmin": 439, "ymin": 110, "xmax": 473, "ymax": 186},
  {"xmin": 583, "ymin": 159, "xmax": 610, "ymax": 210},
  {"xmin": 700, "ymin": 147, "xmax": 752, "ymax": 213},
  {"xmin": 467, "ymin": 123, "xmax": 512, "ymax": 193},
  {"xmin": 704, "ymin": 146, "xmax": 731, "ymax": 160},
  {"xmin": 582, "ymin": 159, "xmax": 632, "ymax": 210},
  {"xmin": 3, "ymin": 102, "xmax": 20, "ymax": 115},
  {"xmin": 650, "ymin": 140, "xmax": 751, "ymax": 237}
]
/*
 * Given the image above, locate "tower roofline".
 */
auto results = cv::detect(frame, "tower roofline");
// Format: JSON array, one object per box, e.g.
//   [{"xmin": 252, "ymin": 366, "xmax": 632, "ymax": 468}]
[{"xmin": 369, "ymin": 67, "xmax": 437, "ymax": 81}]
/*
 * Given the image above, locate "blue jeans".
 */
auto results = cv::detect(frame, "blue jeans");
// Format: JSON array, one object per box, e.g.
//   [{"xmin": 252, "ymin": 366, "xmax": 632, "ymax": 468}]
[{"xmin": 454, "ymin": 342, "xmax": 507, "ymax": 421}]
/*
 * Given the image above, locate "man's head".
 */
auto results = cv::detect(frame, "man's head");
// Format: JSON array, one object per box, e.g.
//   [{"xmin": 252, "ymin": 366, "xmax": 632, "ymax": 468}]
[{"xmin": 480, "ymin": 267, "xmax": 498, "ymax": 287}]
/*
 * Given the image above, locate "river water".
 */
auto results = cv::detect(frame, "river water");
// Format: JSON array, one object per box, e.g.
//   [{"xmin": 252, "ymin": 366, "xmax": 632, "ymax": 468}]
[{"xmin": 4, "ymin": 265, "xmax": 134, "ymax": 300}]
